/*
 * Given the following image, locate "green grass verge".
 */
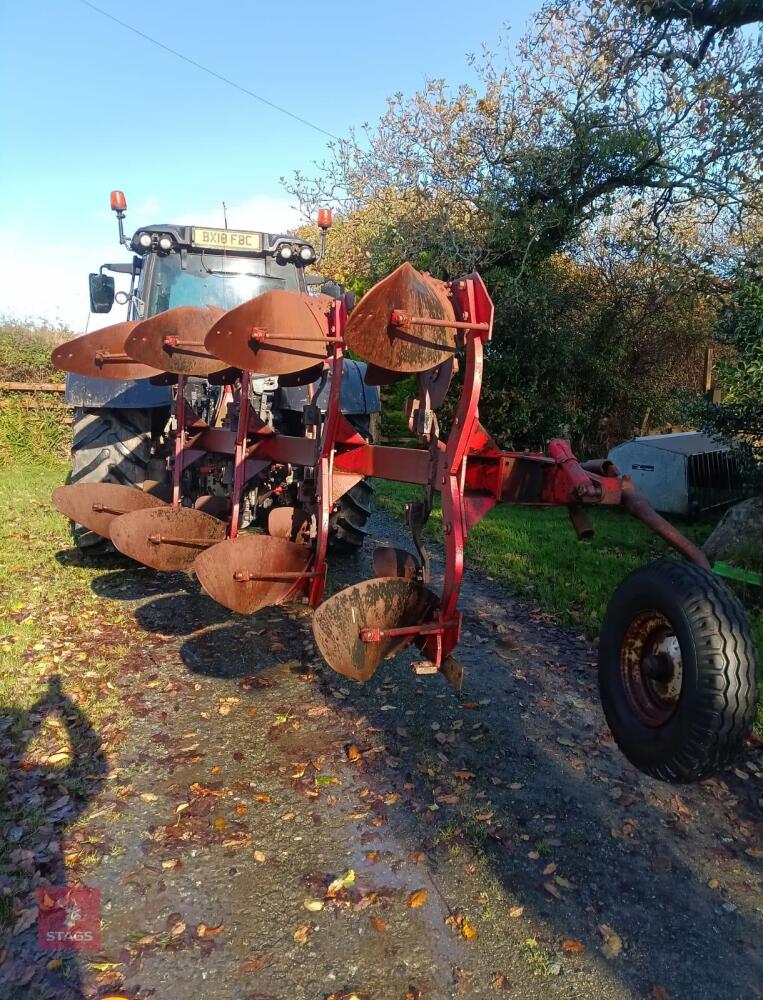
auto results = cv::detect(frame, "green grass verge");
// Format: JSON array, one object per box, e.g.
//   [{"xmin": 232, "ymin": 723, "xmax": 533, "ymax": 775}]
[
  {"xmin": 0, "ymin": 460, "xmax": 131, "ymax": 722},
  {"xmin": 373, "ymin": 479, "xmax": 763, "ymax": 730}
]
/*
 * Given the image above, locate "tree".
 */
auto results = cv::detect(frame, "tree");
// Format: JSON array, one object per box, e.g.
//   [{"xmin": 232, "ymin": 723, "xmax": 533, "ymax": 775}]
[
  {"xmin": 289, "ymin": 1, "xmax": 761, "ymax": 273},
  {"xmin": 288, "ymin": 1, "xmax": 762, "ymax": 453},
  {"xmin": 637, "ymin": 1, "xmax": 763, "ymax": 66},
  {"xmin": 698, "ymin": 278, "xmax": 763, "ymax": 471}
]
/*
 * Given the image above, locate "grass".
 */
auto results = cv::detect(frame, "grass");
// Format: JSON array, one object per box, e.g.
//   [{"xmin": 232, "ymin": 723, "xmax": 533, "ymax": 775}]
[
  {"xmin": 373, "ymin": 478, "xmax": 763, "ymax": 730},
  {"xmin": 0, "ymin": 317, "xmax": 70, "ymax": 384},
  {"xmin": 0, "ymin": 460, "xmax": 131, "ymax": 723},
  {"xmin": 0, "ymin": 318, "xmax": 72, "ymax": 462}
]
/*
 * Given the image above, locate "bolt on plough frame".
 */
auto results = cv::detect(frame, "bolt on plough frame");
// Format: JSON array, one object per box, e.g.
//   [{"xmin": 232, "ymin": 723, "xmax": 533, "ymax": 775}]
[{"xmin": 52, "ymin": 261, "xmax": 758, "ymax": 783}]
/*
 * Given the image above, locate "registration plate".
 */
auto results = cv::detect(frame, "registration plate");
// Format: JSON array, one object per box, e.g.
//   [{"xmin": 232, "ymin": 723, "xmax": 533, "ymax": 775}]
[{"xmin": 191, "ymin": 227, "xmax": 263, "ymax": 252}]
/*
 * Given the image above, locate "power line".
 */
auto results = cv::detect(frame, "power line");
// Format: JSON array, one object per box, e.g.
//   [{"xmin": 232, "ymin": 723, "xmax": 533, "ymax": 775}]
[{"xmin": 77, "ymin": 0, "xmax": 340, "ymax": 141}]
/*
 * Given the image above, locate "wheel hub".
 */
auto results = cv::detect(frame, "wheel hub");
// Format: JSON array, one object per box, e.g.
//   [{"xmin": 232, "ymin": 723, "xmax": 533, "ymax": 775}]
[{"xmin": 621, "ymin": 612, "xmax": 683, "ymax": 726}]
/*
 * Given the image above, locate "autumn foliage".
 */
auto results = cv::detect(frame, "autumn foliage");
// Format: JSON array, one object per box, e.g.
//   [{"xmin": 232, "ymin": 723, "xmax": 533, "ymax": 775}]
[{"xmin": 290, "ymin": 0, "xmax": 762, "ymax": 454}]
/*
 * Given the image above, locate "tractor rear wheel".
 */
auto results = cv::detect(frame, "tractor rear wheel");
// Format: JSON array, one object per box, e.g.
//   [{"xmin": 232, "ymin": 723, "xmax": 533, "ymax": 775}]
[
  {"xmin": 69, "ymin": 407, "xmax": 152, "ymax": 551},
  {"xmin": 330, "ymin": 479, "xmax": 374, "ymax": 552},
  {"xmin": 598, "ymin": 559, "xmax": 757, "ymax": 783}
]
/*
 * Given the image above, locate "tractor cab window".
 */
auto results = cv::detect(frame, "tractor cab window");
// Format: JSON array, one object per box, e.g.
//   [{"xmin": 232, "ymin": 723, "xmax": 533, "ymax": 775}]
[{"xmin": 145, "ymin": 251, "xmax": 299, "ymax": 316}]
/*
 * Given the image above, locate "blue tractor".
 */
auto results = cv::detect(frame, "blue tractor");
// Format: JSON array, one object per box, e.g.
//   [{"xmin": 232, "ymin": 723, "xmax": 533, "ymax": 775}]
[{"xmin": 66, "ymin": 191, "xmax": 380, "ymax": 551}]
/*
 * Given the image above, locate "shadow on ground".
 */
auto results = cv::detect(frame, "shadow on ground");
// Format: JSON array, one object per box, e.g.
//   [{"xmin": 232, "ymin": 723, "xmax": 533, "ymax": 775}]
[{"xmin": 0, "ymin": 675, "xmax": 108, "ymax": 1000}]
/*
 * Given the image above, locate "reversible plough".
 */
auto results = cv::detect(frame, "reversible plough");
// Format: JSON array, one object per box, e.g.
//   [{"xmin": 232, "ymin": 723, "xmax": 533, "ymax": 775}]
[{"xmin": 52, "ymin": 263, "xmax": 758, "ymax": 782}]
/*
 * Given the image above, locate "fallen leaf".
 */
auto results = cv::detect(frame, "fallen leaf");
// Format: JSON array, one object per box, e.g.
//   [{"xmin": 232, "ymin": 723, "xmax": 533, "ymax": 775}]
[
  {"xmin": 461, "ymin": 918, "xmax": 478, "ymax": 940},
  {"xmin": 13, "ymin": 906, "xmax": 37, "ymax": 934},
  {"xmin": 562, "ymin": 939, "xmax": 585, "ymax": 953},
  {"xmin": 543, "ymin": 882, "xmax": 562, "ymax": 900},
  {"xmin": 196, "ymin": 923, "xmax": 223, "ymax": 938},
  {"xmin": 408, "ymin": 889, "xmax": 428, "ymax": 909},
  {"xmin": 254, "ymin": 792, "xmax": 272, "ymax": 804},
  {"xmin": 453, "ymin": 770, "xmax": 476, "ymax": 781},
  {"xmin": 293, "ymin": 924, "xmax": 312, "ymax": 945},
  {"xmin": 543, "ymin": 863, "xmax": 557, "ymax": 876},
  {"xmin": 304, "ymin": 900, "xmax": 324, "ymax": 912},
  {"xmin": 169, "ymin": 921, "xmax": 186, "ymax": 938},
  {"xmin": 326, "ymin": 870, "xmax": 356, "ymax": 897},
  {"xmin": 370, "ymin": 917, "xmax": 387, "ymax": 932},
  {"xmin": 598, "ymin": 923, "xmax": 623, "ymax": 959},
  {"xmin": 253, "ymin": 850, "xmax": 267, "ymax": 863},
  {"xmin": 240, "ymin": 954, "xmax": 270, "ymax": 973},
  {"xmin": 140, "ymin": 792, "xmax": 158, "ymax": 802},
  {"xmin": 190, "ymin": 782, "xmax": 224, "ymax": 798},
  {"xmin": 508, "ymin": 906, "xmax": 524, "ymax": 918},
  {"xmin": 346, "ymin": 744, "xmax": 362, "ymax": 763},
  {"xmin": 744, "ymin": 846, "xmax": 763, "ymax": 859},
  {"xmin": 490, "ymin": 973, "xmax": 511, "ymax": 989}
]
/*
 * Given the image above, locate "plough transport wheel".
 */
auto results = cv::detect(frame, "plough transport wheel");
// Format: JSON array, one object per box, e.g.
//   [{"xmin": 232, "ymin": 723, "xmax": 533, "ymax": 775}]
[
  {"xmin": 194, "ymin": 534, "xmax": 313, "ymax": 615},
  {"xmin": 598, "ymin": 559, "xmax": 758, "ymax": 783},
  {"xmin": 109, "ymin": 506, "xmax": 227, "ymax": 571},
  {"xmin": 52, "ymin": 483, "xmax": 166, "ymax": 541},
  {"xmin": 312, "ymin": 577, "xmax": 439, "ymax": 683}
]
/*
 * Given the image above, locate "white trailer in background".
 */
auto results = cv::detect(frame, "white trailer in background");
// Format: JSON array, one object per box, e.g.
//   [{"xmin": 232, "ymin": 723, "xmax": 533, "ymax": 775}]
[{"xmin": 608, "ymin": 432, "xmax": 744, "ymax": 516}]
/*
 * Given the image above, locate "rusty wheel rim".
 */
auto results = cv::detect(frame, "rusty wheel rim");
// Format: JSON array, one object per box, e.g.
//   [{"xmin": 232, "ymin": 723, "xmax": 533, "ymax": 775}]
[{"xmin": 620, "ymin": 611, "xmax": 683, "ymax": 727}]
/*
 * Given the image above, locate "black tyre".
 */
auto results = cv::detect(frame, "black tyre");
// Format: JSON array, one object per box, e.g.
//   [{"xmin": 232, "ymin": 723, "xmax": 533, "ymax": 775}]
[
  {"xmin": 69, "ymin": 407, "xmax": 152, "ymax": 551},
  {"xmin": 330, "ymin": 480, "xmax": 373, "ymax": 551},
  {"xmin": 598, "ymin": 559, "xmax": 757, "ymax": 783}
]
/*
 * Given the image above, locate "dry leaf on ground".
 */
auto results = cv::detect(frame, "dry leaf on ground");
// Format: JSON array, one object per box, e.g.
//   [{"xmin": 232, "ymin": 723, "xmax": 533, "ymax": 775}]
[{"xmin": 408, "ymin": 888, "xmax": 428, "ymax": 908}]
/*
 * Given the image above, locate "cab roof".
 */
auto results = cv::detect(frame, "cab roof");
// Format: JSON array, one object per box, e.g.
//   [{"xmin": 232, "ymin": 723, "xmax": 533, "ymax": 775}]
[{"xmin": 129, "ymin": 223, "xmax": 314, "ymax": 257}]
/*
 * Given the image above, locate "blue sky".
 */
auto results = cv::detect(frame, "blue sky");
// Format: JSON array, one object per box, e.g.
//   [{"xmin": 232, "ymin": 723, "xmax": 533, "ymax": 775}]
[{"xmin": 1, "ymin": 0, "xmax": 538, "ymax": 327}]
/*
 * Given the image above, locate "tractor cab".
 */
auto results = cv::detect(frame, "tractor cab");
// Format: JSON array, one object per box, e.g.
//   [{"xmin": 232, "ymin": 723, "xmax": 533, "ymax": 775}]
[{"xmin": 72, "ymin": 191, "xmax": 322, "ymax": 409}]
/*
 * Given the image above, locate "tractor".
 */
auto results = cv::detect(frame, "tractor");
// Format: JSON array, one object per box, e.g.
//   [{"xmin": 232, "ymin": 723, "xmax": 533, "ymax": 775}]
[
  {"xmin": 52, "ymin": 221, "xmax": 758, "ymax": 786},
  {"xmin": 65, "ymin": 191, "xmax": 379, "ymax": 551}
]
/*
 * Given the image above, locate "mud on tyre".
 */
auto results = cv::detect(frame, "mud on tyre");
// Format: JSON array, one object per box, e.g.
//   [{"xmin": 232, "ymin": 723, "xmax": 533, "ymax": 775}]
[{"xmin": 598, "ymin": 559, "xmax": 757, "ymax": 783}]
